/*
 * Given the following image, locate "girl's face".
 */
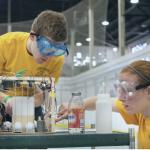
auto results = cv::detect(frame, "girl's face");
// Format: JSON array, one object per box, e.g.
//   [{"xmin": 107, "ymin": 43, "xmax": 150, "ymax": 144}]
[{"xmin": 117, "ymin": 72, "xmax": 150, "ymax": 116}]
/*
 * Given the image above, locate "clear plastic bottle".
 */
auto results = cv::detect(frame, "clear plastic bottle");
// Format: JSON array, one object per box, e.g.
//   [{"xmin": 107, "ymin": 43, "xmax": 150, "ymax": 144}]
[
  {"xmin": 96, "ymin": 93, "xmax": 112, "ymax": 133},
  {"xmin": 68, "ymin": 92, "xmax": 85, "ymax": 134}
]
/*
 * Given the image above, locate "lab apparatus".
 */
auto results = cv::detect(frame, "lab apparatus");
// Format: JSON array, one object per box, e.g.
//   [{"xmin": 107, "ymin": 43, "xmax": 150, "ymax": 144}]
[{"xmin": 0, "ymin": 76, "xmax": 57, "ymax": 133}]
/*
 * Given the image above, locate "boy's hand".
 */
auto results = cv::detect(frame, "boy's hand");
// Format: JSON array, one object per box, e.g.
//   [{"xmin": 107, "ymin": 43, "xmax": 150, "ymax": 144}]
[{"xmin": 5, "ymin": 97, "xmax": 14, "ymax": 116}]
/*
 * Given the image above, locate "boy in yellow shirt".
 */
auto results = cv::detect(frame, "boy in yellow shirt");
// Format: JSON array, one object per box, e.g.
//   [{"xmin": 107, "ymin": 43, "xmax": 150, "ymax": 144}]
[{"xmin": 0, "ymin": 10, "xmax": 68, "ymax": 120}]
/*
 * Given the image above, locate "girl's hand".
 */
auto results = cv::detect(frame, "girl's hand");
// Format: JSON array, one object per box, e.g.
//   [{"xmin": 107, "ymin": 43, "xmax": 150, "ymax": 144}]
[{"xmin": 55, "ymin": 103, "xmax": 69, "ymax": 122}]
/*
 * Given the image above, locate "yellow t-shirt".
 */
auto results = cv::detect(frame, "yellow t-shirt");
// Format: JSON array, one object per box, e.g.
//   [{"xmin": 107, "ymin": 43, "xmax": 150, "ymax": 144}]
[
  {"xmin": 115, "ymin": 100, "xmax": 150, "ymax": 149},
  {"xmin": 0, "ymin": 32, "xmax": 64, "ymax": 95}
]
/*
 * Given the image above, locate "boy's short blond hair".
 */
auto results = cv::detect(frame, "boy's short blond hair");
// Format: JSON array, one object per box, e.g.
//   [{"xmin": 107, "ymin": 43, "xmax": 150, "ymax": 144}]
[{"xmin": 31, "ymin": 10, "xmax": 68, "ymax": 42}]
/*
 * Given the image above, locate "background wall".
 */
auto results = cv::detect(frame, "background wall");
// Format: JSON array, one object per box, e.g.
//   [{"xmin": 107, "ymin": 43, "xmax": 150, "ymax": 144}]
[{"xmin": 56, "ymin": 44, "xmax": 150, "ymax": 104}]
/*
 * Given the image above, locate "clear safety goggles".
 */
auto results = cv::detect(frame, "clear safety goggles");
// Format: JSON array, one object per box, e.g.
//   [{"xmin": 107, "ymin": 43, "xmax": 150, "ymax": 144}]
[
  {"xmin": 114, "ymin": 80, "xmax": 150, "ymax": 98},
  {"xmin": 30, "ymin": 33, "xmax": 69, "ymax": 56}
]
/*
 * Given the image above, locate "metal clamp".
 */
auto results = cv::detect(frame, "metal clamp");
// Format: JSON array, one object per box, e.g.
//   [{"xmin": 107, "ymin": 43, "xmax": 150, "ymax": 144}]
[{"xmin": 128, "ymin": 128, "xmax": 135, "ymax": 149}]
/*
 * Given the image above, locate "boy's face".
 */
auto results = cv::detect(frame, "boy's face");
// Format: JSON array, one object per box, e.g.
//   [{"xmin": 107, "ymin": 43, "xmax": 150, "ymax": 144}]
[
  {"xmin": 30, "ymin": 38, "xmax": 50, "ymax": 64},
  {"xmin": 29, "ymin": 33, "xmax": 68, "ymax": 64},
  {"xmin": 36, "ymin": 36, "xmax": 68, "ymax": 56}
]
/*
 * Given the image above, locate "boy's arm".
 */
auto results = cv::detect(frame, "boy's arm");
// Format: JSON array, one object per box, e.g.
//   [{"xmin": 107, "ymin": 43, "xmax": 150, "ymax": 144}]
[{"xmin": 0, "ymin": 92, "xmax": 13, "ymax": 115}]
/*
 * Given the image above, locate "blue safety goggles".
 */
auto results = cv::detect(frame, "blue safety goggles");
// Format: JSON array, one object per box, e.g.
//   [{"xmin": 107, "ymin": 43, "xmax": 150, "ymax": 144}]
[{"xmin": 30, "ymin": 33, "xmax": 69, "ymax": 56}]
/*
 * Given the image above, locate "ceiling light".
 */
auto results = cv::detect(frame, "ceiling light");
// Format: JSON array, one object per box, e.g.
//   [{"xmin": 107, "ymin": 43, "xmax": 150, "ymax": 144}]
[
  {"xmin": 76, "ymin": 52, "xmax": 82, "ymax": 59},
  {"xmin": 85, "ymin": 56, "xmax": 90, "ymax": 63},
  {"xmin": 83, "ymin": 59, "xmax": 89, "ymax": 64},
  {"xmin": 103, "ymin": 58, "xmax": 108, "ymax": 62},
  {"xmin": 76, "ymin": 42, "xmax": 82, "ymax": 46},
  {"xmin": 101, "ymin": 20, "xmax": 109, "ymax": 26},
  {"xmin": 130, "ymin": 0, "xmax": 139, "ymax": 4},
  {"xmin": 98, "ymin": 52, "xmax": 102, "ymax": 56},
  {"xmin": 74, "ymin": 60, "xmax": 81, "ymax": 67},
  {"xmin": 73, "ymin": 56, "xmax": 77, "ymax": 62},
  {"xmin": 74, "ymin": 63, "xmax": 79, "ymax": 67},
  {"xmin": 113, "ymin": 47, "xmax": 118, "ymax": 52},
  {"xmin": 92, "ymin": 60, "xmax": 97, "ymax": 67},
  {"xmin": 86, "ymin": 37, "xmax": 91, "ymax": 42}
]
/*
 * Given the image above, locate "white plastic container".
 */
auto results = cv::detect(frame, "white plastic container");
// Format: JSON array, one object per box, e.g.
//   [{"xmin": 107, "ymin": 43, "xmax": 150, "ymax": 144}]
[{"xmin": 96, "ymin": 93, "xmax": 112, "ymax": 133}]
